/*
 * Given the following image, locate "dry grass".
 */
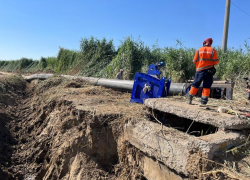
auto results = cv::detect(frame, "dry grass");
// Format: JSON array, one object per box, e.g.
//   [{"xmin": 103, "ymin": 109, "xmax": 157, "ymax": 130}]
[
  {"xmin": 35, "ymin": 76, "xmax": 147, "ymax": 128},
  {"xmin": 28, "ymin": 76, "xmax": 250, "ymax": 179},
  {"xmin": 198, "ymin": 156, "xmax": 250, "ymax": 180}
]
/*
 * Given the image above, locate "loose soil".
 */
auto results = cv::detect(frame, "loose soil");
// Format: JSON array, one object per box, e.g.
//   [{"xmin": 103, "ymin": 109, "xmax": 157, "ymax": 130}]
[
  {"xmin": 0, "ymin": 75, "xmax": 148, "ymax": 180},
  {"xmin": 0, "ymin": 73, "xmax": 250, "ymax": 180}
]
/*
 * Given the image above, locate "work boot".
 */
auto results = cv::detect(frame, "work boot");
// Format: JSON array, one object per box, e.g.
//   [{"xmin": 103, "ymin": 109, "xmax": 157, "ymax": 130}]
[
  {"xmin": 186, "ymin": 93, "xmax": 193, "ymax": 104},
  {"xmin": 201, "ymin": 96, "xmax": 208, "ymax": 105}
]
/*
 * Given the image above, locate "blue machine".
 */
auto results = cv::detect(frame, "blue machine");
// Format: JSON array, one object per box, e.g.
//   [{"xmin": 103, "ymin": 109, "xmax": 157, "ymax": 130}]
[
  {"xmin": 147, "ymin": 62, "xmax": 165, "ymax": 79},
  {"xmin": 130, "ymin": 62, "xmax": 171, "ymax": 104}
]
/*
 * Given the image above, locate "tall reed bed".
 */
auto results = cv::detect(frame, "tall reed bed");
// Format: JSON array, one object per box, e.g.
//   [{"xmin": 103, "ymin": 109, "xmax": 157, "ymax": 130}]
[
  {"xmin": 77, "ymin": 37, "xmax": 116, "ymax": 77},
  {"xmin": 0, "ymin": 37, "xmax": 250, "ymax": 83}
]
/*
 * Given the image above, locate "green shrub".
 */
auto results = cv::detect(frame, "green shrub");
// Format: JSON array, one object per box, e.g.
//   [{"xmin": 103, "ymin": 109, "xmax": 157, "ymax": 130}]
[
  {"xmin": 77, "ymin": 36, "xmax": 116, "ymax": 77},
  {"xmin": 1, "ymin": 37, "xmax": 250, "ymax": 84},
  {"xmin": 46, "ymin": 57, "xmax": 57, "ymax": 71},
  {"xmin": 101, "ymin": 37, "xmax": 157, "ymax": 79},
  {"xmin": 56, "ymin": 48, "xmax": 81, "ymax": 73},
  {"xmin": 39, "ymin": 57, "xmax": 47, "ymax": 70},
  {"xmin": 161, "ymin": 45, "xmax": 196, "ymax": 82},
  {"xmin": 19, "ymin": 58, "xmax": 34, "ymax": 69}
]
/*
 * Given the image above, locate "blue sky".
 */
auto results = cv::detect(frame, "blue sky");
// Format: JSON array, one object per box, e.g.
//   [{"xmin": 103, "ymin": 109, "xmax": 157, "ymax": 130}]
[{"xmin": 1, "ymin": 0, "xmax": 250, "ymax": 60}]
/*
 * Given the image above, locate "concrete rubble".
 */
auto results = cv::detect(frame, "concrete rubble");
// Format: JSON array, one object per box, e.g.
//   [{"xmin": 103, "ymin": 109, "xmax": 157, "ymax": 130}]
[
  {"xmin": 123, "ymin": 98, "xmax": 249, "ymax": 177},
  {"xmin": 124, "ymin": 120, "xmax": 245, "ymax": 176},
  {"xmin": 144, "ymin": 98, "xmax": 250, "ymax": 130}
]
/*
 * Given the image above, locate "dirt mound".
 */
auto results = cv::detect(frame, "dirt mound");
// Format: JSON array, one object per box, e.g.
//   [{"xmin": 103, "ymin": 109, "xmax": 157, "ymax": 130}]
[
  {"xmin": 35, "ymin": 76, "xmax": 69, "ymax": 93},
  {"xmin": 64, "ymin": 78, "xmax": 90, "ymax": 88},
  {"xmin": 0, "ymin": 76, "xmax": 146, "ymax": 179},
  {"xmin": 1, "ymin": 75, "xmax": 250, "ymax": 180}
]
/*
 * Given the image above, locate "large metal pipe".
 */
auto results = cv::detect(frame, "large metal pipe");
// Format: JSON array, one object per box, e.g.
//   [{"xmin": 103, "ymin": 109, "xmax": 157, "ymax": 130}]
[
  {"xmin": 22, "ymin": 74, "xmax": 54, "ymax": 81},
  {"xmin": 61, "ymin": 75, "xmax": 134, "ymax": 91},
  {"xmin": 168, "ymin": 83, "xmax": 187, "ymax": 96},
  {"xmin": 23, "ymin": 74, "xmax": 187, "ymax": 95},
  {"xmin": 62, "ymin": 75, "xmax": 187, "ymax": 95}
]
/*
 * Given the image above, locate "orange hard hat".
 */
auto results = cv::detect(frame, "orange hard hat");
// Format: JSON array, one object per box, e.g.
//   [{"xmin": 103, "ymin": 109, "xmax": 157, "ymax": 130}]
[{"xmin": 203, "ymin": 38, "xmax": 213, "ymax": 46}]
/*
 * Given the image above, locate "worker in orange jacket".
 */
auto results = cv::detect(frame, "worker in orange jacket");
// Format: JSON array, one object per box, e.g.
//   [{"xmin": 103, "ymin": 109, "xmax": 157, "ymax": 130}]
[{"xmin": 187, "ymin": 38, "xmax": 219, "ymax": 105}]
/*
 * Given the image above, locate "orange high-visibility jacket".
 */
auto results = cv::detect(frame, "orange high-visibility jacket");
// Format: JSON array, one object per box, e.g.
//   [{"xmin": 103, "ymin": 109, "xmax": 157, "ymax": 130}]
[{"xmin": 193, "ymin": 46, "xmax": 219, "ymax": 71}]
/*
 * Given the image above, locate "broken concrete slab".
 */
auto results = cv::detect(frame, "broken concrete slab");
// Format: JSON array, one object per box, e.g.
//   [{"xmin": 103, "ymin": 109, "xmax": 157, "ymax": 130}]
[
  {"xmin": 143, "ymin": 156, "xmax": 184, "ymax": 180},
  {"xmin": 124, "ymin": 120, "xmax": 246, "ymax": 176},
  {"xmin": 144, "ymin": 98, "xmax": 250, "ymax": 130}
]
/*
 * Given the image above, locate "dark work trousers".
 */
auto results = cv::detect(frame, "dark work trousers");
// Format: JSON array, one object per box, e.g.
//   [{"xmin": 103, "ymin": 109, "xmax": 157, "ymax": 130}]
[{"xmin": 191, "ymin": 68, "xmax": 213, "ymax": 90}]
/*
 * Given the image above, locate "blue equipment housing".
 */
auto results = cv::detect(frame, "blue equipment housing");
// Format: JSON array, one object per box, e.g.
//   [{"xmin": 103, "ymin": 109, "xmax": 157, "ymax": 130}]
[
  {"xmin": 130, "ymin": 63, "xmax": 171, "ymax": 104},
  {"xmin": 147, "ymin": 62, "xmax": 165, "ymax": 79}
]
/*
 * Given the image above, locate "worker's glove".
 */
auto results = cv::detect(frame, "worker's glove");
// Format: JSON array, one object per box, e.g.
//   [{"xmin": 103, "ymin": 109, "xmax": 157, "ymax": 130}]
[{"xmin": 207, "ymin": 67, "xmax": 216, "ymax": 77}]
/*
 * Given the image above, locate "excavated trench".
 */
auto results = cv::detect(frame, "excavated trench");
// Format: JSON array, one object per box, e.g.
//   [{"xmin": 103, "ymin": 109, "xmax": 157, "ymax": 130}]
[
  {"xmin": 150, "ymin": 109, "xmax": 218, "ymax": 137},
  {"xmin": 0, "ymin": 75, "xmax": 250, "ymax": 180},
  {"xmin": 0, "ymin": 76, "xmax": 155, "ymax": 180}
]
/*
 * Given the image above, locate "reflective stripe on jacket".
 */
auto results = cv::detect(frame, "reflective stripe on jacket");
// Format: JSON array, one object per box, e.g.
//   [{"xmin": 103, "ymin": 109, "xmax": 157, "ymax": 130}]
[{"xmin": 193, "ymin": 46, "xmax": 219, "ymax": 71}]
